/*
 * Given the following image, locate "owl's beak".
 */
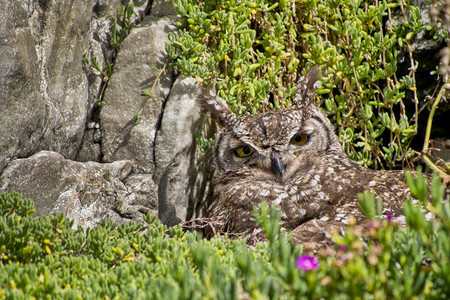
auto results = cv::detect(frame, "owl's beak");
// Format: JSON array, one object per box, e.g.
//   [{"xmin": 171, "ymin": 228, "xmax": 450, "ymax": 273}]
[{"xmin": 272, "ymin": 155, "xmax": 285, "ymax": 178}]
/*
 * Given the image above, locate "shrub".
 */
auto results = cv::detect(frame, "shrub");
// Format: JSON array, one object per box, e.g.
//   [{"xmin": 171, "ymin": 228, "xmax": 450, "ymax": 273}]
[
  {"xmin": 1, "ymin": 171, "xmax": 449, "ymax": 298},
  {"xmin": 165, "ymin": 0, "xmax": 448, "ymax": 172}
]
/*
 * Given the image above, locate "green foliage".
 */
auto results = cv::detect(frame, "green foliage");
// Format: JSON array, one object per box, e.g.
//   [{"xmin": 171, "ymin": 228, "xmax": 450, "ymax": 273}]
[
  {"xmin": 1, "ymin": 174, "xmax": 449, "ymax": 298},
  {"xmin": 82, "ymin": 55, "xmax": 112, "ymax": 79},
  {"xmin": 166, "ymin": 0, "xmax": 447, "ymax": 170},
  {"xmin": 166, "ymin": 0, "xmax": 300, "ymax": 115},
  {"xmin": 358, "ymin": 191, "xmax": 383, "ymax": 220},
  {"xmin": 194, "ymin": 130, "xmax": 214, "ymax": 152},
  {"xmin": 299, "ymin": 0, "xmax": 426, "ymax": 168},
  {"xmin": 110, "ymin": 4, "xmax": 136, "ymax": 48}
]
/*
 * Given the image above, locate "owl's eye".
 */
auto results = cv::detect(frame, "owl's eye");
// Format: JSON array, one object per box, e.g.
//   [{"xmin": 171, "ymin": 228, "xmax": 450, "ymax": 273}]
[
  {"xmin": 291, "ymin": 134, "xmax": 309, "ymax": 145},
  {"xmin": 234, "ymin": 145, "xmax": 255, "ymax": 157}
]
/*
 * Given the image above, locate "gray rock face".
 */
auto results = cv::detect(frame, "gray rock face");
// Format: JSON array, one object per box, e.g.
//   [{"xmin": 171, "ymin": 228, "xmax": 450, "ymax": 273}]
[
  {"xmin": 76, "ymin": 122, "xmax": 102, "ymax": 163},
  {"xmin": 0, "ymin": 151, "xmax": 157, "ymax": 228},
  {"xmin": 0, "ymin": 2, "xmax": 69, "ymax": 172},
  {"xmin": 101, "ymin": 15, "xmax": 177, "ymax": 174},
  {"xmin": 154, "ymin": 76, "xmax": 215, "ymax": 225},
  {"xmin": 0, "ymin": 1, "xmax": 93, "ymax": 171},
  {"xmin": 0, "ymin": 0, "xmax": 155, "ymax": 172},
  {"xmin": 150, "ymin": 0, "xmax": 177, "ymax": 17},
  {"xmin": 0, "ymin": 0, "xmax": 213, "ymax": 228}
]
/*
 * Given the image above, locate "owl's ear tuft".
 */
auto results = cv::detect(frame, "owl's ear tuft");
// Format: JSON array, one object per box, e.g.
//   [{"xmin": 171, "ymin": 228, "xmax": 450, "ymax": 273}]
[
  {"xmin": 292, "ymin": 66, "xmax": 322, "ymax": 108},
  {"xmin": 199, "ymin": 90, "xmax": 235, "ymax": 126}
]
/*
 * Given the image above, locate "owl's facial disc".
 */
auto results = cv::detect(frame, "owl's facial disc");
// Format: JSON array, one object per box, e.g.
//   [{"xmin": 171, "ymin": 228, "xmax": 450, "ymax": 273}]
[{"xmin": 223, "ymin": 109, "xmax": 312, "ymax": 178}]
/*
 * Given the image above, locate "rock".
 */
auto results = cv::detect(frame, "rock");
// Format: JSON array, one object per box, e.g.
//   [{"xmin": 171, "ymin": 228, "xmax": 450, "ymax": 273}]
[
  {"xmin": 100, "ymin": 15, "xmax": 178, "ymax": 174},
  {"xmin": 123, "ymin": 173, "xmax": 158, "ymax": 215},
  {"xmin": 0, "ymin": 151, "xmax": 157, "ymax": 229},
  {"xmin": 76, "ymin": 122, "xmax": 102, "ymax": 162},
  {"xmin": 0, "ymin": 0, "xmax": 131, "ymax": 172},
  {"xmin": 80, "ymin": 0, "xmax": 153, "ymax": 162},
  {"xmin": 130, "ymin": 0, "xmax": 153, "ymax": 20},
  {"xmin": 431, "ymin": 139, "xmax": 450, "ymax": 163},
  {"xmin": 150, "ymin": 0, "xmax": 177, "ymax": 17},
  {"xmin": 24, "ymin": 1, "xmax": 93, "ymax": 159},
  {"xmin": 0, "ymin": 0, "xmax": 212, "ymax": 228},
  {"xmin": 0, "ymin": 0, "xmax": 216, "ymax": 229},
  {"xmin": 0, "ymin": 0, "xmax": 155, "ymax": 172},
  {"xmin": 0, "ymin": 1, "xmax": 48, "ymax": 172},
  {"xmin": 154, "ymin": 76, "xmax": 215, "ymax": 226}
]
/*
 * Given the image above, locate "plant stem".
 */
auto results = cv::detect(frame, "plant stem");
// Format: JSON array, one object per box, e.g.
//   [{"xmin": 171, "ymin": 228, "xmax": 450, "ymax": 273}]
[
  {"xmin": 423, "ymin": 84, "xmax": 445, "ymax": 152},
  {"xmin": 136, "ymin": 60, "xmax": 168, "ymax": 116},
  {"xmin": 421, "ymin": 83, "xmax": 449, "ymax": 178},
  {"xmin": 422, "ymin": 155, "xmax": 447, "ymax": 178}
]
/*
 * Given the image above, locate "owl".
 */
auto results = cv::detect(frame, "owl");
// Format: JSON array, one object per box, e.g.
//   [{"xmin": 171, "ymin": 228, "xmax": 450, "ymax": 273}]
[{"xmin": 203, "ymin": 67, "xmax": 410, "ymax": 249}]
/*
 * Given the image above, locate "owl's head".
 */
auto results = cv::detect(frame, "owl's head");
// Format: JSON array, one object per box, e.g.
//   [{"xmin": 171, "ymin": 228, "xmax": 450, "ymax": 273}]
[{"xmin": 204, "ymin": 68, "xmax": 341, "ymax": 181}]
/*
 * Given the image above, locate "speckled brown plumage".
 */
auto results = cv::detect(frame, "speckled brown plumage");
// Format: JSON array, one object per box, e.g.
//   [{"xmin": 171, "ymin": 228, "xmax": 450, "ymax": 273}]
[{"xmin": 204, "ymin": 68, "xmax": 410, "ymax": 249}]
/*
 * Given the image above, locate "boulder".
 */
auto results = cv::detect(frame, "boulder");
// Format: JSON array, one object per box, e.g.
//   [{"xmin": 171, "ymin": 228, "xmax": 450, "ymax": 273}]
[
  {"xmin": 0, "ymin": 1, "xmax": 61, "ymax": 172},
  {"xmin": 0, "ymin": 0, "xmax": 134, "ymax": 172},
  {"xmin": 1, "ymin": 1, "xmax": 92, "ymax": 167},
  {"xmin": 154, "ymin": 76, "xmax": 215, "ymax": 225},
  {"xmin": 100, "ymin": 15, "xmax": 178, "ymax": 174},
  {"xmin": 0, "ymin": 151, "xmax": 157, "ymax": 229},
  {"xmin": 150, "ymin": 0, "xmax": 177, "ymax": 17},
  {"xmin": 0, "ymin": 0, "xmax": 213, "ymax": 229},
  {"xmin": 79, "ymin": 0, "xmax": 152, "ymax": 162}
]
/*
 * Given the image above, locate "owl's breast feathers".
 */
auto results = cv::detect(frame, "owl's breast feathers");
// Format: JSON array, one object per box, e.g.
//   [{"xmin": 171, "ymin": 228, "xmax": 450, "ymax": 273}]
[{"xmin": 207, "ymin": 155, "xmax": 409, "ymax": 238}]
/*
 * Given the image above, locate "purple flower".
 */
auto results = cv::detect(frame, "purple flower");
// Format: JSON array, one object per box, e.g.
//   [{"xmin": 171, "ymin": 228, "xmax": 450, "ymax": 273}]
[
  {"xmin": 296, "ymin": 254, "xmax": 320, "ymax": 270},
  {"xmin": 386, "ymin": 212, "xmax": 393, "ymax": 222},
  {"xmin": 338, "ymin": 245, "xmax": 347, "ymax": 252}
]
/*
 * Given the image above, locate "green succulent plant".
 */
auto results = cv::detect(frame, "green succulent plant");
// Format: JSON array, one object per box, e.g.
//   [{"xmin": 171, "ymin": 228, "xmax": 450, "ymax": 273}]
[
  {"xmin": 166, "ymin": 0, "xmax": 449, "ymax": 174},
  {"xmin": 1, "ymin": 170, "xmax": 449, "ymax": 298}
]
